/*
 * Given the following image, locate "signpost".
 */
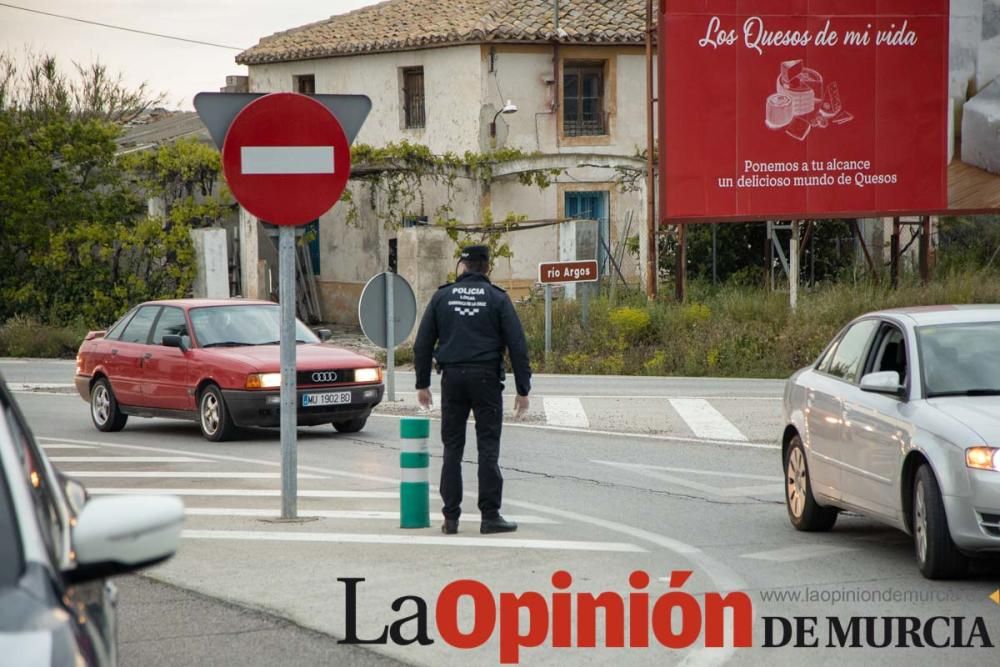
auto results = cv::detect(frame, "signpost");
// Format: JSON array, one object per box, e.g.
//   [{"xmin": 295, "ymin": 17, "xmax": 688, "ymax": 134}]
[
  {"xmin": 358, "ymin": 272, "xmax": 417, "ymax": 402},
  {"xmin": 537, "ymin": 260, "xmax": 599, "ymax": 359},
  {"xmin": 197, "ymin": 91, "xmax": 369, "ymax": 519}
]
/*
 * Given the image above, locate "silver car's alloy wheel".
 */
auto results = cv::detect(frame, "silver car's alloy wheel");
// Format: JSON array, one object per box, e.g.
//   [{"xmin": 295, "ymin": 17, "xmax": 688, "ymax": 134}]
[
  {"xmin": 787, "ymin": 446, "xmax": 807, "ymax": 519},
  {"xmin": 201, "ymin": 392, "xmax": 220, "ymax": 436},
  {"xmin": 914, "ymin": 479, "xmax": 928, "ymax": 563},
  {"xmin": 91, "ymin": 383, "xmax": 110, "ymax": 425}
]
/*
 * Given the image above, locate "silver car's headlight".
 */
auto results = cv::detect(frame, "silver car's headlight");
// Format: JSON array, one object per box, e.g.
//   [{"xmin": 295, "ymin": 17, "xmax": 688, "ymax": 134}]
[{"xmin": 966, "ymin": 447, "xmax": 1000, "ymax": 472}]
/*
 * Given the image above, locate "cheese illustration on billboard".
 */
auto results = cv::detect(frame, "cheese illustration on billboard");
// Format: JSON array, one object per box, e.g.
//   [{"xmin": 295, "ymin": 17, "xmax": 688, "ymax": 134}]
[{"xmin": 765, "ymin": 60, "xmax": 852, "ymax": 141}]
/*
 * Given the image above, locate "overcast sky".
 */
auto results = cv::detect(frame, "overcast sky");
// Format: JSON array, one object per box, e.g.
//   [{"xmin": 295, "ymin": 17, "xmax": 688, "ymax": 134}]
[{"xmin": 0, "ymin": 1, "xmax": 380, "ymax": 110}]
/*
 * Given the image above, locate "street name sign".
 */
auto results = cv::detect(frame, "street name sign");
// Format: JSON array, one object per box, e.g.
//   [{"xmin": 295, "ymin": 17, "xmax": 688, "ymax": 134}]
[{"xmin": 539, "ymin": 260, "xmax": 600, "ymax": 284}]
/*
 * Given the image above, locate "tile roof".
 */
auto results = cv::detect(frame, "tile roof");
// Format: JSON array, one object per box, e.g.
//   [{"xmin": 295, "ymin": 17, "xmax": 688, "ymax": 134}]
[{"xmin": 237, "ymin": 0, "xmax": 647, "ymax": 65}]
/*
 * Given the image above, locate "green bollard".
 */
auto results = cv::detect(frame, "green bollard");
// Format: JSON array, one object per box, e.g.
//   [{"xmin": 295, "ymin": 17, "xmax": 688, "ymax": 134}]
[{"xmin": 399, "ymin": 417, "xmax": 430, "ymax": 528}]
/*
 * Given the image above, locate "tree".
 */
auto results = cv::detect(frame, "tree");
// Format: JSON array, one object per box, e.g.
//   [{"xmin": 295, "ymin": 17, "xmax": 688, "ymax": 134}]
[{"xmin": 0, "ymin": 51, "xmax": 193, "ymax": 325}]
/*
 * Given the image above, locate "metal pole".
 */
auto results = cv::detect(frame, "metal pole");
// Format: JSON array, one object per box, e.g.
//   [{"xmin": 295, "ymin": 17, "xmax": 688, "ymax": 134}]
[
  {"xmin": 790, "ymin": 221, "xmax": 800, "ymax": 311},
  {"xmin": 645, "ymin": 0, "xmax": 658, "ymax": 300},
  {"xmin": 891, "ymin": 217, "xmax": 901, "ymax": 288},
  {"xmin": 385, "ymin": 272, "xmax": 396, "ymax": 402},
  {"xmin": 920, "ymin": 216, "xmax": 931, "ymax": 284},
  {"xmin": 278, "ymin": 226, "xmax": 298, "ymax": 519},
  {"xmin": 675, "ymin": 224, "xmax": 686, "ymax": 302},
  {"xmin": 712, "ymin": 223, "xmax": 718, "ymax": 285},
  {"xmin": 581, "ymin": 285, "xmax": 589, "ymax": 326},
  {"xmin": 544, "ymin": 284, "xmax": 552, "ymax": 362}
]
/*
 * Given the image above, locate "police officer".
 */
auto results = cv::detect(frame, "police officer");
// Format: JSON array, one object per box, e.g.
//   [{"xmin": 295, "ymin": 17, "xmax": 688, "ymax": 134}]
[{"xmin": 413, "ymin": 244, "xmax": 531, "ymax": 535}]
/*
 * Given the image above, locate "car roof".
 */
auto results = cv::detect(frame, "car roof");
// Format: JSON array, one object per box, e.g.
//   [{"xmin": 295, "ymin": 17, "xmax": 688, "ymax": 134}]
[
  {"xmin": 138, "ymin": 298, "xmax": 276, "ymax": 309},
  {"xmin": 871, "ymin": 305, "xmax": 1000, "ymax": 326}
]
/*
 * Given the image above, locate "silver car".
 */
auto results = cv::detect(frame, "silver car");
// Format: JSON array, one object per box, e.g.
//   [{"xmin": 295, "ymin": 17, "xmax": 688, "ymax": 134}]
[
  {"xmin": 0, "ymin": 375, "xmax": 184, "ymax": 665},
  {"xmin": 782, "ymin": 306, "xmax": 1000, "ymax": 579}
]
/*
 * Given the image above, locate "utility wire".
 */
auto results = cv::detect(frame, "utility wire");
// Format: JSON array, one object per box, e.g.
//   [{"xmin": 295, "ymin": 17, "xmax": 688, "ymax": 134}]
[{"xmin": 0, "ymin": 2, "xmax": 246, "ymax": 51}]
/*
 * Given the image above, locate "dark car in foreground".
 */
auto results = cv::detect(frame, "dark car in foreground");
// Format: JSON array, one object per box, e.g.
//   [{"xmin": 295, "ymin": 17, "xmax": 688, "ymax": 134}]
[
  {"xmin": 74, "ymin": 299, "xmax": 385, "ymax": 441},
  {"xmin": 0, "ymin": 375, "xmax": 183, "ymax": 666}
]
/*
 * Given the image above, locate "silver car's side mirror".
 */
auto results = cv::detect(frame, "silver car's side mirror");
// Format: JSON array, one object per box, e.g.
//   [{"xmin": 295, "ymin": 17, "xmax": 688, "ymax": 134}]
[
  {"xmin": 64, "ymin": 495, "xmax": 184, "ymax": 584},
  {"xmin": 860, "ymin": 371, "xmax": 904, "ymax": 397}
]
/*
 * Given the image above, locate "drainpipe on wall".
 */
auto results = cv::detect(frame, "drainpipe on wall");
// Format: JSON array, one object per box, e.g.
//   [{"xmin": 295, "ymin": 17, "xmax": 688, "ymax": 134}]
[{"xmin": 553, "ymin": 0, "xmax": 560, "ymax": 148}]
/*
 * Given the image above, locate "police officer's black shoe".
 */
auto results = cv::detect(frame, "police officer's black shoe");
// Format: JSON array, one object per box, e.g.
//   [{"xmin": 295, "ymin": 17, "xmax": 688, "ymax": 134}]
[
  {"xmin": 480, "ymin": 515, "xmax": 517, "ymax": 534},
  {"xmin": 442, "ymin": 519, "xmax": 458, "ymax": 534}
]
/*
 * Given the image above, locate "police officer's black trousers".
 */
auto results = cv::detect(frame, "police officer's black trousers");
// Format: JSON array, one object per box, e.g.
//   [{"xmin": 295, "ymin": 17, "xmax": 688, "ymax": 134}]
[{"xmin": 439, "ymin": 366, "xmax": 503, "ymax": 521}]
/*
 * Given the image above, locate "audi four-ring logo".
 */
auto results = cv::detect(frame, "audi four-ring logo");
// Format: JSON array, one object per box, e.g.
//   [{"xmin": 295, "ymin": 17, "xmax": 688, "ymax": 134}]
[{"xmin": 311, "ymin": 371, "xmax": 338, "ymax": 383}]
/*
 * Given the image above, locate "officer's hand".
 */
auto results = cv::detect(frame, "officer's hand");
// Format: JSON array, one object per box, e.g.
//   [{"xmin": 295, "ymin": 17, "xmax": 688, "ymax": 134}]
[
  {"xmin": 514, "ymin": 394, "xmax": 529, "ymax": 419},
  {"xmin": 417, "ymin": 388, "xmax": 433, "ymax": 409}
]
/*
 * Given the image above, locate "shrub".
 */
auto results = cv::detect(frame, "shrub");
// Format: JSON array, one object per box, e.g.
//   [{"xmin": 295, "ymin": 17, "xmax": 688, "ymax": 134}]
[
  {"xmin": 0, "ymin": 315, "xmax": 84, "ymax": 358},
  {"xmin": 608, "ymin": 307, "xmax": 652, "ymax": 342}
]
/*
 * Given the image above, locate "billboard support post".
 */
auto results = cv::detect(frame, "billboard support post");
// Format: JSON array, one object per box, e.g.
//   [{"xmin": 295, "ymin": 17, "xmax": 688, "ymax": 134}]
[
  {"xmin": 790, "ymin": 221, "xmax": 800, "ymax": 311},
  {"xmin": 920, "ymin": 216, "xmax": 932, "ymax": 284},
  {"xmin": 675, "ymin": 224, "xmax": 686, "ymax": 302},
  {"xmin": 891, "ymin": 218, "xmax": 901, "ymax": 288},
  {"xmin": 645, "ymin": 0, "xmax": 657, "ymax": 301}
]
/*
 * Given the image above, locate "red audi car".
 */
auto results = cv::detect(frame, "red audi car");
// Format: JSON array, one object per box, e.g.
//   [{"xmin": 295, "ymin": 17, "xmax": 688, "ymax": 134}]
[{"xmin": 74, "ymin": 299, "xmax": 384, "ymax": 441}]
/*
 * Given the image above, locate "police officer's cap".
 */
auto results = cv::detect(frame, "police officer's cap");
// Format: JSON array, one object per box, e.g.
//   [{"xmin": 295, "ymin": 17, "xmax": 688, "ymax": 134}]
[{"xmin": 460, "ymin": 245, "xmax": 489, "ymax": 263}]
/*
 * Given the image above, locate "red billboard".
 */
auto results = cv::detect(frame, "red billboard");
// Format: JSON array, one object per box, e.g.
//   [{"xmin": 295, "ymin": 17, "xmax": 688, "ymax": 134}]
[{"xmin": 659, "ymin": 1, "xmax": 1000, "ymax": 222}]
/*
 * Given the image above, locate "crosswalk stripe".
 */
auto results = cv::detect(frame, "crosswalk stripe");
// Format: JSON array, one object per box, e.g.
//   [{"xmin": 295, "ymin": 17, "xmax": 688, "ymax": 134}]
[
  {"xmin": 183, "ymin": 508, "xmax": 558, "ymax": 524},
  {"xmin": 89, "ymin": 488, "xmax": 398, "ymax": 498},
  {"xmin": 741, "ymin": 544, "xmax": 858, "ymax": 562},
  {"xmin": 41, "ymin": 444, "xmax": 96, "ymax": 450},
  {"xmin": 543, "ymin": 397, "xmax": 590, "ymax": 428},
  {"xmin": 63, "ymin": 471, "xmax": 327, "ymax": 479},
  {"xmin": 47, "ymin": 456, "xmax": 209, "ymax": 463},
  {"xmin": 181, "ymin": 529, "xmax": 643, "ymax": 552},
  {"xmin": 668, "ymin": 398, "xmax": 747, "ymax": 441}
]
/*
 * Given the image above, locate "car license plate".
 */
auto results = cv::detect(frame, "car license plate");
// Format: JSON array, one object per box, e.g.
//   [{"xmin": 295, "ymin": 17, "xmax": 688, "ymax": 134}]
[{"xmin": 302, "ymin": 391, "xmax": 352, "ymax": 407}]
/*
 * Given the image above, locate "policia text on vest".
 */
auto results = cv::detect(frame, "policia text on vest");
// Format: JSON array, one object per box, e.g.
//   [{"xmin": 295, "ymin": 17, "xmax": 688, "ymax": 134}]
[{"xmin": 413, "ymin": 245, "xmax": 532, "ymax": 536}]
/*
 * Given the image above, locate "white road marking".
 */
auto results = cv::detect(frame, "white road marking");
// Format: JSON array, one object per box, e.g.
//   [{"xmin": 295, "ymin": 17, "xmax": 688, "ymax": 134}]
[
  {"xmin": 89, "ymin": 488, "xmax": 398, "ymax": 499},
  {"xmin": 593, "ymin": 460, "xmax": 784, "ymax": 498},
  {"xmin": 741, "ymin": 544, "xmax": 858, "ymax": 562},
  {"xmin": 669, "ymin": 398, "xmax": 748, "ymax": 441},
  {"xmin": 543, "ymin": 396, "xmax": 590, "ymax": 428},
  {"xmin": 397, "ymin": 391, "xmax": 781, "ymax": 401},
  {"xmin": 41, "ymin": 444, "xmax": 95, "ymax": 450},
  {"xmin": 8, "ymin": 382, "xmax": 75, "ymax": 391},
  {"xmin": 241, "ymin": 146, "xmax": 334, "ymax": 174},
  {"xmin": 183, "ymin": 508, "xmax": 557, "ymax": 524},
  {"xmin": 593, "ymin": 461, "xmax": 781, "ymax": 482},
  {"xmin": 37, "ymin": 436, "xmax": 746, "ymax": 667},
  {"xmin": 182, "ymin": 529, "xmax": 642, "ymax": 552},
  {"xmin": 63, "ymin": 471, "xmax": 327, "ymax": 479},
  {"xmin": 47, "ymin": 456, "xmax": 209, "ymax": 463},
  {"xmin": 371, "ymin": 414, "xmax": 779, "ymax": 449}
]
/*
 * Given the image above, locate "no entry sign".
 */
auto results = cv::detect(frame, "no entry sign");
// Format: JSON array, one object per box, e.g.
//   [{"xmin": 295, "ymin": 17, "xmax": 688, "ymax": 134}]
[
  {"xmin": 221, "ymin": 92, "xmax": 351, "ymax": 226},
  {"xmin": 539, "ymin": 260, "xmax": 599, "ymax": 284}
]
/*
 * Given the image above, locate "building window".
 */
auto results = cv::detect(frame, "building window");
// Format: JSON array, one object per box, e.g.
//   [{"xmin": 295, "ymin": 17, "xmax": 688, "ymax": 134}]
[
  {"xmin": 402, "ymin": 67, "xmax": 425, "ymax": 129},
  {"xmin": 294, "ymin": 74, "xmax": 315, "ymax": 94},
  {"xmin": 402, "ymin": 215, "xmax": 429, "ymax": 228},
  {"xmin": 563, "ymin": 62, "xmax": 606, "ymax": 136}
]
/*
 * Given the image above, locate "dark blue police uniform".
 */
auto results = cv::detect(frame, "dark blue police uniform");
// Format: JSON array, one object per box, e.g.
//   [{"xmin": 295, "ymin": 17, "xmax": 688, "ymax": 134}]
[{"xmin": 413, "ymin": 246, "xmax": 531, "ymax": 532}]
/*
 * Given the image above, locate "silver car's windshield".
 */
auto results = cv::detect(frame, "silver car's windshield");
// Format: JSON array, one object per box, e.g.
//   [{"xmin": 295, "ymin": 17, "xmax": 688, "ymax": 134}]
[
  {"xmin": 918, "ymin": 322, "xmax": 1000, "ymax": 397},
  {"xmin": 189, "ymin": 305, "xmax": 319, "ymax": 348}
]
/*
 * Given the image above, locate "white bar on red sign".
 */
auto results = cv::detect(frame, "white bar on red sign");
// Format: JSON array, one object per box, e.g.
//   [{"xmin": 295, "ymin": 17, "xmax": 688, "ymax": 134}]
[{"xmin": 241, "ymin": 146, "xmax": 335, "ymax": 175}]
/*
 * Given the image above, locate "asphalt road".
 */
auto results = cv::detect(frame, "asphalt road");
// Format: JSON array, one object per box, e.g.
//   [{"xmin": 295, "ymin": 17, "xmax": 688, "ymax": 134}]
[{"xmin": 5, "ymin": 359, "xmax": 1000, "ymax": 667}]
